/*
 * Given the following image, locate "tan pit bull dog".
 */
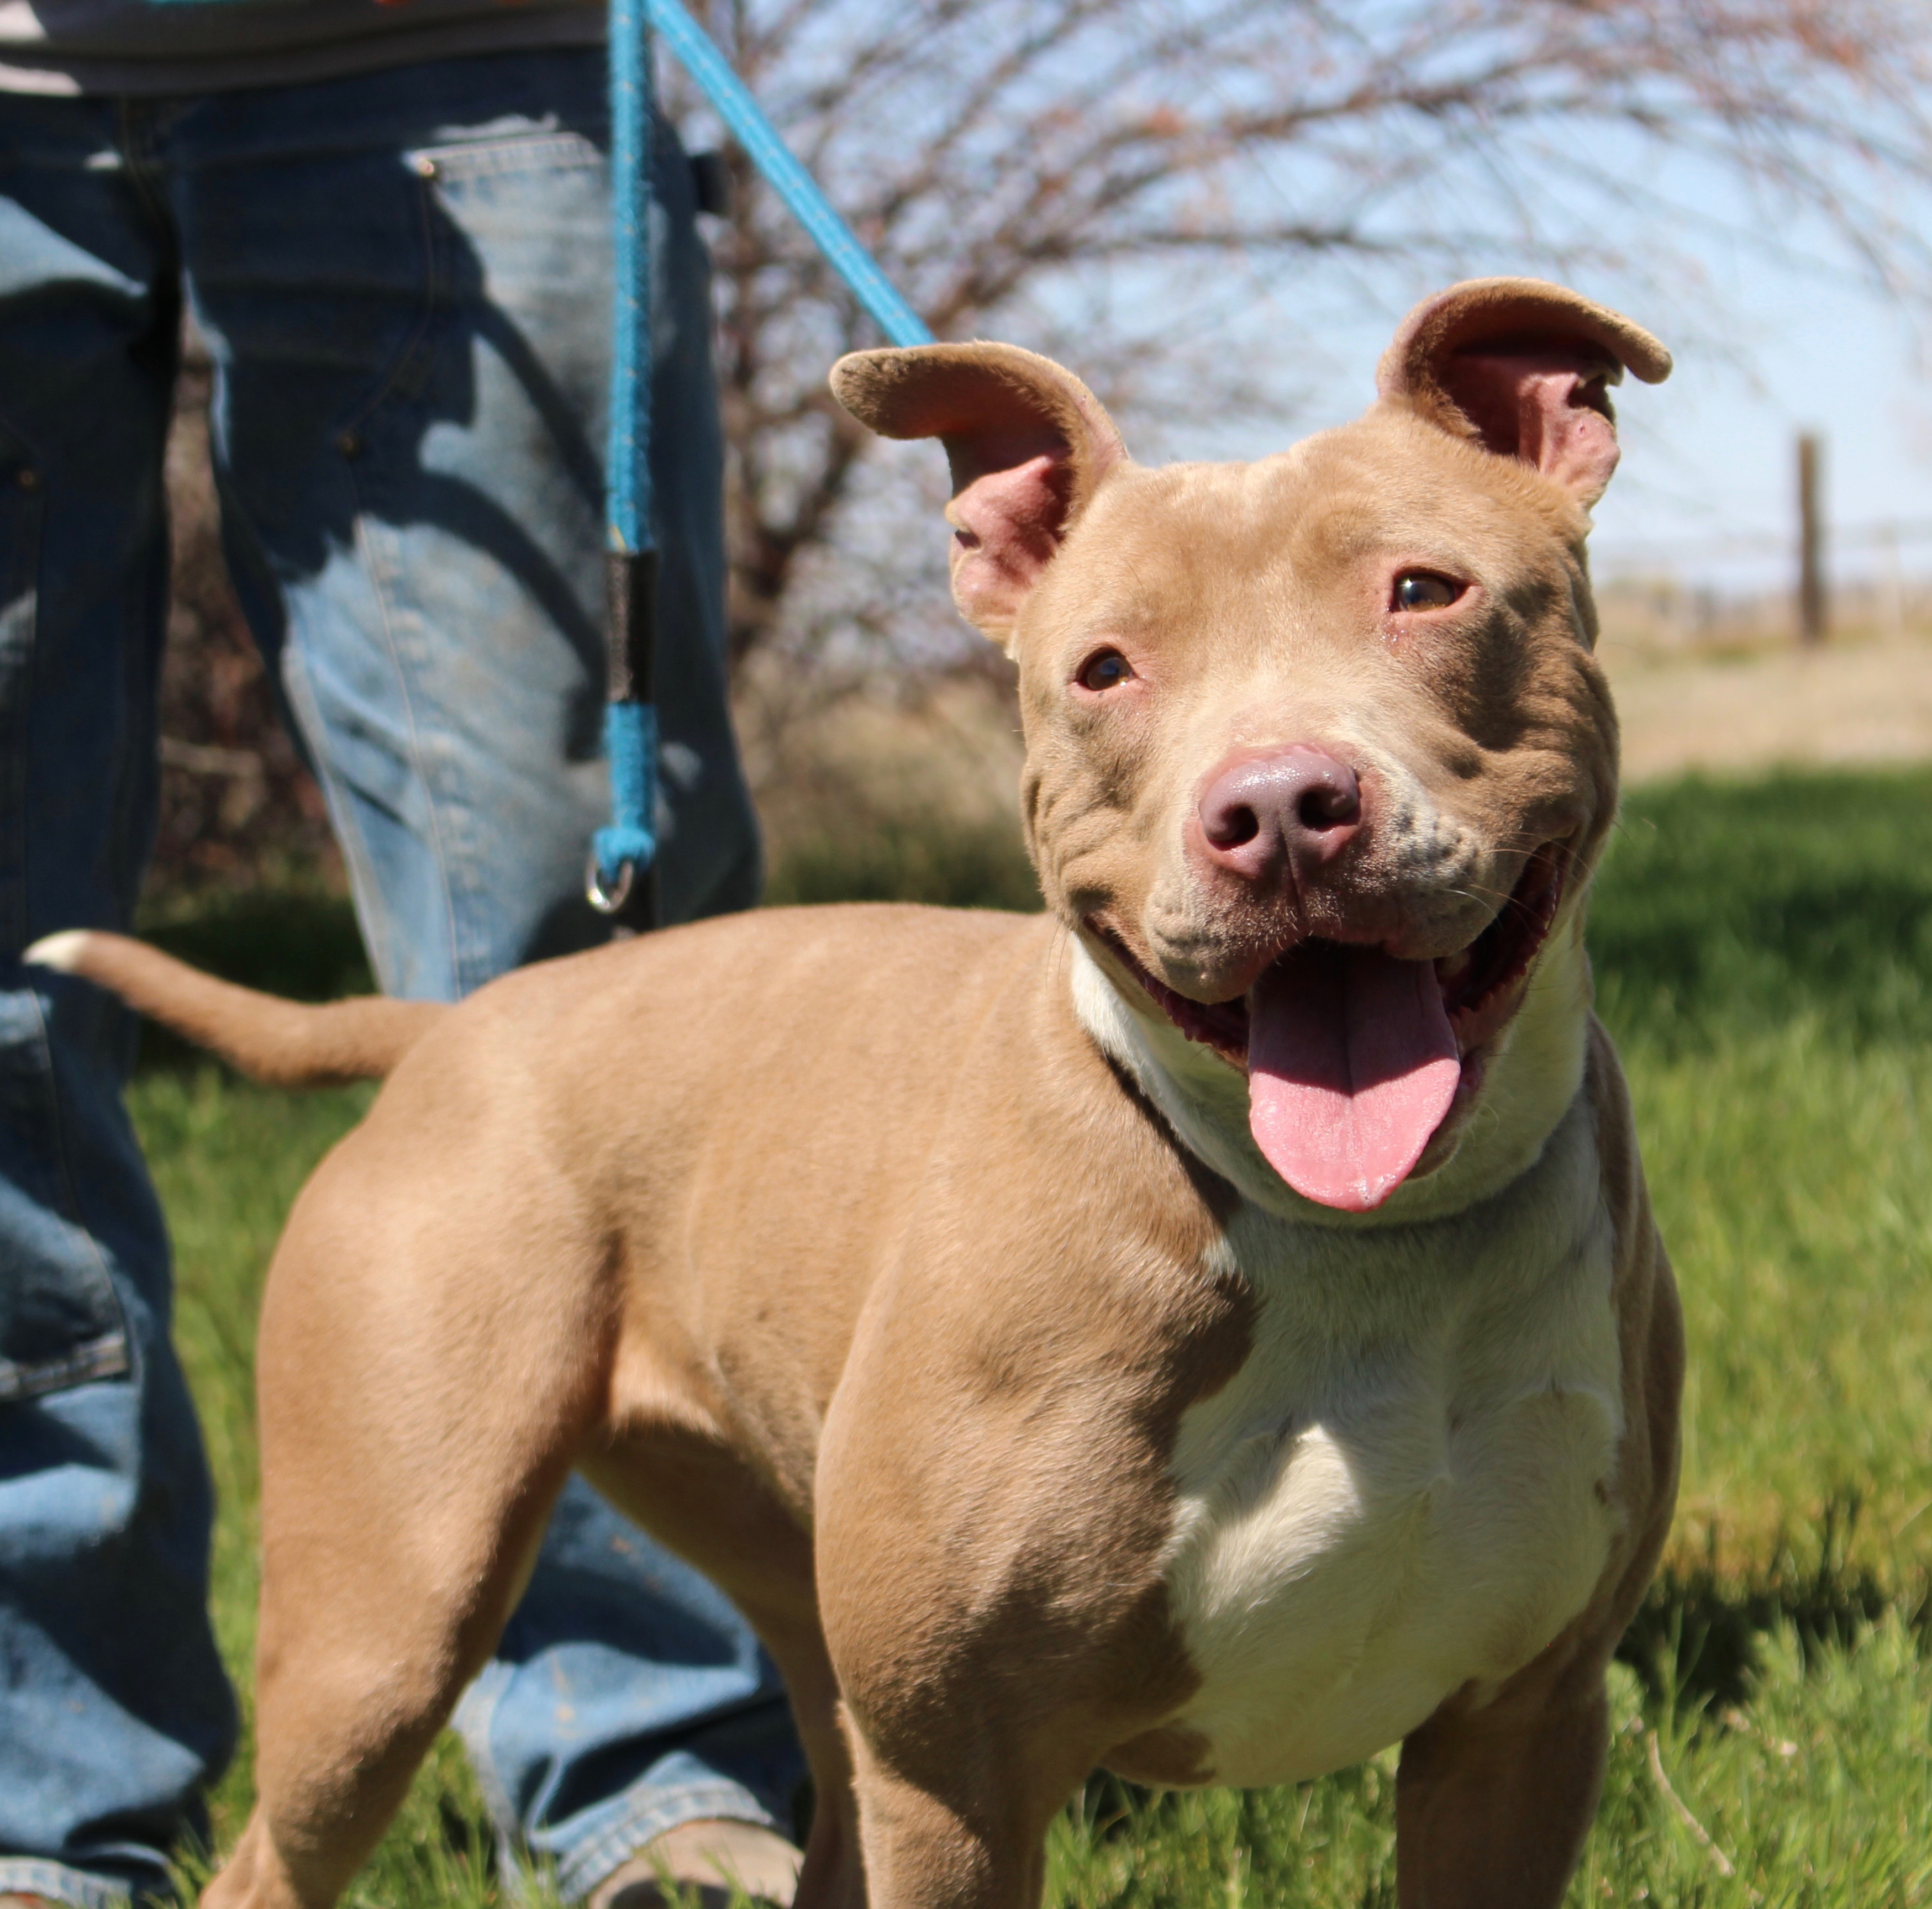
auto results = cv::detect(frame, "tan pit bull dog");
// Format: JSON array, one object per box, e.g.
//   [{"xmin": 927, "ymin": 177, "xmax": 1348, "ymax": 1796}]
[{"xmin": 29, "ymin": 277, "xmax": 1683, "ymax": 1909}]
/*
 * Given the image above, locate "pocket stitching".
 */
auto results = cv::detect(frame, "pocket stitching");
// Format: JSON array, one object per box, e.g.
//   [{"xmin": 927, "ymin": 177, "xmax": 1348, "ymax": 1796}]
[
  {"xmin": 404, "ymin": 130, "xmax": 603, "ymax": 184},
  {"xmin": 332, "ymin": 150, "xmax": 449, "ymax": 431}
]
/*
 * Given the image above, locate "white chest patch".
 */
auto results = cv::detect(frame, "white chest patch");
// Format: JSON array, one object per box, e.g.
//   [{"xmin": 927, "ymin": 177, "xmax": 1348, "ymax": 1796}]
[{"xmin": 1160, "ymin": 1098, "xmax": 1624, "ymax": 1785}]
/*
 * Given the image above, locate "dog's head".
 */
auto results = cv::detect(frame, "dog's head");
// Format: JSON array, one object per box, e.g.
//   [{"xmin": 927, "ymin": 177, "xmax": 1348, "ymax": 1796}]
[{"xmin": 833, "ymin": 280, "xmax": 1669, "ymax": 1219}]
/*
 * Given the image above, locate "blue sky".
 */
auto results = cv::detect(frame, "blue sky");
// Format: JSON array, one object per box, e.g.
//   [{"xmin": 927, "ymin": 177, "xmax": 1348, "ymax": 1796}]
[
  {"xmin": 1586, "ymin": 266, "xmax": 1932, "ymax": 593},
  {"xmin": 696, "ymin": 9, "xmax": 1932, "ymax": 607},
  {"xmin": 1106, "ymin": 114, "xmax": 1932, "ymax": 603},
  {"xmin": 1193, "ymin": 249, "xmax": 1932, "ymax": 600}
]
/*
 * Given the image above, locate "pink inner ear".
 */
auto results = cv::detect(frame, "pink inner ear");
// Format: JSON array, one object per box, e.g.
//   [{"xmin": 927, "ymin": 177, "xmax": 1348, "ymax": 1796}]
[
  {"xmin": 946, "ymin": 451, "xmax": 1077, "ymax": 629},
  {"xmin": 1440, "ymin": 348, "xmax": 1622, "ymax": 501}
]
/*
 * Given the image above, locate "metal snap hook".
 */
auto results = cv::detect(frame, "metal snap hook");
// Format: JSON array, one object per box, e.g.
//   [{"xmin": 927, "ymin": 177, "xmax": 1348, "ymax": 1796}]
[{"xmin": 586, "ymin": 850, "xmax": 636, "ymax": 915}]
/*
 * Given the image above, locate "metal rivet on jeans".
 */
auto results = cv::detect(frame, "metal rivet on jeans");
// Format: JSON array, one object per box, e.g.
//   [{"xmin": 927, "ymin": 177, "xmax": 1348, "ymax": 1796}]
[
  {"xmin": 335, "ymin": 430, "xmax": 362, "ymax": 458},
  {"xmin": 16, "ymin": 468, "xmax": 39, "ymax": 492}
]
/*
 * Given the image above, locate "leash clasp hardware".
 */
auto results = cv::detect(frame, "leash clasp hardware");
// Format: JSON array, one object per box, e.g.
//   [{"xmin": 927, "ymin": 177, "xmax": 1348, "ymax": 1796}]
[
  {"xmin": 587, "ymin": 0, "xmax": 929, "ymax": 941},
  {"xmin": 586, "ymin": 851, "xmax": 638, "ymax": 916}
]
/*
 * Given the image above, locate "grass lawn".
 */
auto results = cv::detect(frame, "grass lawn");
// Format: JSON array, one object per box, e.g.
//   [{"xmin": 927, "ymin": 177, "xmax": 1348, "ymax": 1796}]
[{"xmin": 135, "ymin": 766, "xmax": 1932, "ymax": 1907}]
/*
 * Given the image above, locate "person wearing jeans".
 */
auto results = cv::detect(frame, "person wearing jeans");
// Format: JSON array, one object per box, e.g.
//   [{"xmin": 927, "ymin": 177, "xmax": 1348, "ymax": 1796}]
[{"xmin": 0, "ymin": 23, "xmax": 803, "ymax": 1906}]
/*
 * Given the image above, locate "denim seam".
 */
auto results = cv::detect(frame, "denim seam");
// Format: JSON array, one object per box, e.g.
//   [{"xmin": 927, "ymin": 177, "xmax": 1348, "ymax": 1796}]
[
  {"xmin": 450, "ymin": 1665, "xmax": 520, "ymax": 1843},
  {"xmin": 9, "ymin": 447, "xmax": 41, "ymax": 954},
  {"xmin": 15, "ymin": 423, "xmax": 124, "ymax": 1354},
  {"xmin": 107, "ymin": 510, "xmax": 169, "ymax": 942},
  {"xmin": 551, "ymin": 1779, "xmax": 780, "ymax": 1903},
  {"xmin": 0, "ymin": 1855, "xmax": 132, "ymax": 1909},
  {"xmin": 385, "ymin": 171, "xmax": 503, "ymax": 995},
  {"xmin": 345, "ymin": 508, "xmax": 465, "ymax": 995},
  {"xmin": 351, "ymin": 504, "xmax": 497, "ymax": 993},
  {"xmin": 0, "ymin": 420, "xmax": 40, "ymax": 950},
  {"xmin": 111, "ymin": 100, "xmax": 176, "ymax": 255},
  {"xmin": 334, "ymin": 156, "xmax": 445, "ymax": 433},
  {"xmin": 277, "ymin": 640, "xmax": 402, "ymax": 994}
]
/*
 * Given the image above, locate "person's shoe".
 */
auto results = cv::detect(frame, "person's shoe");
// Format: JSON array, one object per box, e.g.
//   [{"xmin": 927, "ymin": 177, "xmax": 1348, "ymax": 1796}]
[{"xmin": 588, "ymin": 1819, "xmax": 803, "ymax": 1909}]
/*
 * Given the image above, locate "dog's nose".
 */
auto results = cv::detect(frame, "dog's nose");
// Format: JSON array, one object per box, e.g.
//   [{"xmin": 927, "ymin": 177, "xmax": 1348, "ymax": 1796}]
[{"xmin": 1197, "ymin": 746, "xmax": 1362, "ymax": 885}]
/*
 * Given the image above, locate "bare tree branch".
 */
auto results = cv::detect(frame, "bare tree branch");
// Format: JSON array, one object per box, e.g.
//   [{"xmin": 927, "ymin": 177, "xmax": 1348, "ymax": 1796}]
[{"xmin": 667, "ymin": 0, "xmax": 1932, "ymax": 678}]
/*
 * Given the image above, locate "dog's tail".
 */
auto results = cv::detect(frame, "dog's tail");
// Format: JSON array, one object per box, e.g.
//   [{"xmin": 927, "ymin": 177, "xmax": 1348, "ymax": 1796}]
[{"xmin": 24, "ymin": 930, "xmax": 447, "ymax": 1088}]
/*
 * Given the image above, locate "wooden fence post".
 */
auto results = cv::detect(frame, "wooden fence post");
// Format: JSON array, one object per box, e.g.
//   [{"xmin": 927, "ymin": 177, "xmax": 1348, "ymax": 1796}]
[{"xmin": 1798, "ymin": 431, "xmax": 1828, "ymax": 646}]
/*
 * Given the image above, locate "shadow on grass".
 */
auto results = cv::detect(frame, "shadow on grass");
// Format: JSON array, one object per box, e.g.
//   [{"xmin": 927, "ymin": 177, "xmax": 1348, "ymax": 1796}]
[
  {"xmin": 1593, "ymin": 766, "xmax": 1932, "ymax": 1050},
  {"xmin": 134, "ymin": 889, "xmax": 375, "ymax": 1072},
  {"xmin": 1013, "ymin": 1503, "xmax": 1932, "ymax": 1902},
  {"xmin": 1617, "ymin": 1497, "xmax": 1930, "ymax": 1713}
]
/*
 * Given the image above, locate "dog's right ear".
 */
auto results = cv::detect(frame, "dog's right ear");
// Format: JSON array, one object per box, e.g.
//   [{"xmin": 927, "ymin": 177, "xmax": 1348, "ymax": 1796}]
[
  {"xmin": 1377, "ymin": 278, "xmax": 1671, "ymax": 507},
  {"xmin": 831, "ymin": 342, "xmax": 1127, "ymax": 642}
]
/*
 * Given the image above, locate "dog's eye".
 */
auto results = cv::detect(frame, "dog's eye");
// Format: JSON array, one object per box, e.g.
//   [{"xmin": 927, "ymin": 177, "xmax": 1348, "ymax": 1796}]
[
  {"xmin": 1392, "ymin": 571, "xmax": 1464, "ymax": 611},
  {"xmin": 1077, "ymin": 648, "xmax": 1134, "ymax": 692}
]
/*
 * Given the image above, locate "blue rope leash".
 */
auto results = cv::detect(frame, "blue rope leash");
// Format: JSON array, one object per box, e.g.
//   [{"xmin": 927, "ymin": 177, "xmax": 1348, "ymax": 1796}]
[
  {"xmin": 142, "ymin": 0, "xmax": 928, "ymax": 926},
  {"xmin": 646, "ymin": 0, "xmax": 933, "ymax": 352},
  {"xmin": 607, "ymin": 0, "xmax": 658, "ymax": 562},
  {"xmin": 589, "ymin": 0, "xmax": 932, "ymax": 926},
  {"xmin": 592, "ymin": 699, "xmax": 659, "ymax": 898},
  {"xmin": 588, "ymin": 0, "xmax": 662, "ymax": 923}
]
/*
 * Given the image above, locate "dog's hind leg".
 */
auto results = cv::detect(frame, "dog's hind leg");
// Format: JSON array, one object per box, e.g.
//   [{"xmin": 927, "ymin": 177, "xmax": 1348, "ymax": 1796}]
[{"xmin": 201, "ymin": 1117, "xmax": 613, "ymax": 1909}]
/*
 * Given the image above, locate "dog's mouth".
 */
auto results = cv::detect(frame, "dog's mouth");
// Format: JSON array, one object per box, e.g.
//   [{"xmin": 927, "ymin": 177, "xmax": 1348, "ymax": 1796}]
[{"xmin": 1093, "ymin": 845, "xmax": 1567, "ymax": 1213}]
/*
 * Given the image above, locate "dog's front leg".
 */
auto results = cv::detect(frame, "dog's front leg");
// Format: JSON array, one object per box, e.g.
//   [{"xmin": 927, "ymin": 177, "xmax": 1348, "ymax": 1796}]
[
  {"xmin": 815, "ymin": 1380, "xmax": 1168, "ymax": 1909},
  {"xmin": 815, "ymin": 1399, "xmax": 1192, "ymax": 1909},
  {"xmin": 839, "ymin": 1727, "xmax": 1078, "ymax": 1909},
  {"xmin": 1392, "ymin": 1663, "xmax": 1611, "ymax": 1908},
  {"xmin": 819, "ymin": 1546, "xmax": 1106, "ymax": 1909}
]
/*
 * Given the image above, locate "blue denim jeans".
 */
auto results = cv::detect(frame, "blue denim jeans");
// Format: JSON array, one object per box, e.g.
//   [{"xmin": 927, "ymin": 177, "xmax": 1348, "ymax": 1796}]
[{"xmin": 0, "ymin": 50, "xmax": 800, "ymax": 1907}]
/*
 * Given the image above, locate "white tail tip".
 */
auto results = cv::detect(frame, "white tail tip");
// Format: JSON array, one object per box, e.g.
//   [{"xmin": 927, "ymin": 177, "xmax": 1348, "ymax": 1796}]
[{"xmin": 23, "ymin": 930, "xmax": 94, "ymax": 973}]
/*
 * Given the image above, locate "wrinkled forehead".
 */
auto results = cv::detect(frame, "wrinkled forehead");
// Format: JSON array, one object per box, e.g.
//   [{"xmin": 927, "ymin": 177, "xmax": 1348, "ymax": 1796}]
[{"xmin": 1023, "ymin": 409, "xmax": 1587, "ymax": 642}]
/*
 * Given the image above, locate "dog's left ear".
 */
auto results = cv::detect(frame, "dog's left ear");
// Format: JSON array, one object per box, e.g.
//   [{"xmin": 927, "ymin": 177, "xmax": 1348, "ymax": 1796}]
[
  {"xmin": 1378, "ymin": 278, "xmax": 1671, "ymax": 506},
  {"xmin": 831, "ymin": 342, "xmax": 1127, "ymax": 642}
]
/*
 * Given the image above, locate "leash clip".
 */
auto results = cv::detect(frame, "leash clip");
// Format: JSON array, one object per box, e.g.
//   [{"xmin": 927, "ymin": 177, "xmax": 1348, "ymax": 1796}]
[{"xmin": 586, "ymin": 850, "xmax": 638, "ymax": 916}]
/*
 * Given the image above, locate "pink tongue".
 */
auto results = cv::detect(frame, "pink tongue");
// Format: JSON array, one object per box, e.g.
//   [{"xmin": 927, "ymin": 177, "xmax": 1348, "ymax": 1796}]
[{"xmin": 1247, "ymin": 943, "xmax": 1461, "ymax": 1212}]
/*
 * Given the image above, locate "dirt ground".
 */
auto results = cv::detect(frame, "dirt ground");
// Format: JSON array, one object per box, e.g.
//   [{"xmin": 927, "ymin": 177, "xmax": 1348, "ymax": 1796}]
[{"xmin": 1601, "ymin": 625, "xmax": 1932, "ymax": 784}]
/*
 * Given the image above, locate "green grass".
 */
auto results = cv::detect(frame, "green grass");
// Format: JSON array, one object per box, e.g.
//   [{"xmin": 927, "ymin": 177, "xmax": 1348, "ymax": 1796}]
[
  {"xmin": 1592, "ymin": 768, "xmax": 1932, "ymax": 1052},
  {"xmin": 1046, "ymin": 1641, "xmax": 1932, "ymax": 1906},
  {"xmin": 761, "ymin": 812, "xmax": 1045, "ymax": 913},
  {"xmin": 134, "ymin": 765, "xmax": 1932, "ymax": 1905}
]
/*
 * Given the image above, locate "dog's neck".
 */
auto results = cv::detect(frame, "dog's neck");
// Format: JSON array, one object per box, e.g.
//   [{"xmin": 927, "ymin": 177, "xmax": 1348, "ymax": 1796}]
[{"xmin": 1066, "ymin": 919, "xmax": 1596, "ymax": 1229}]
